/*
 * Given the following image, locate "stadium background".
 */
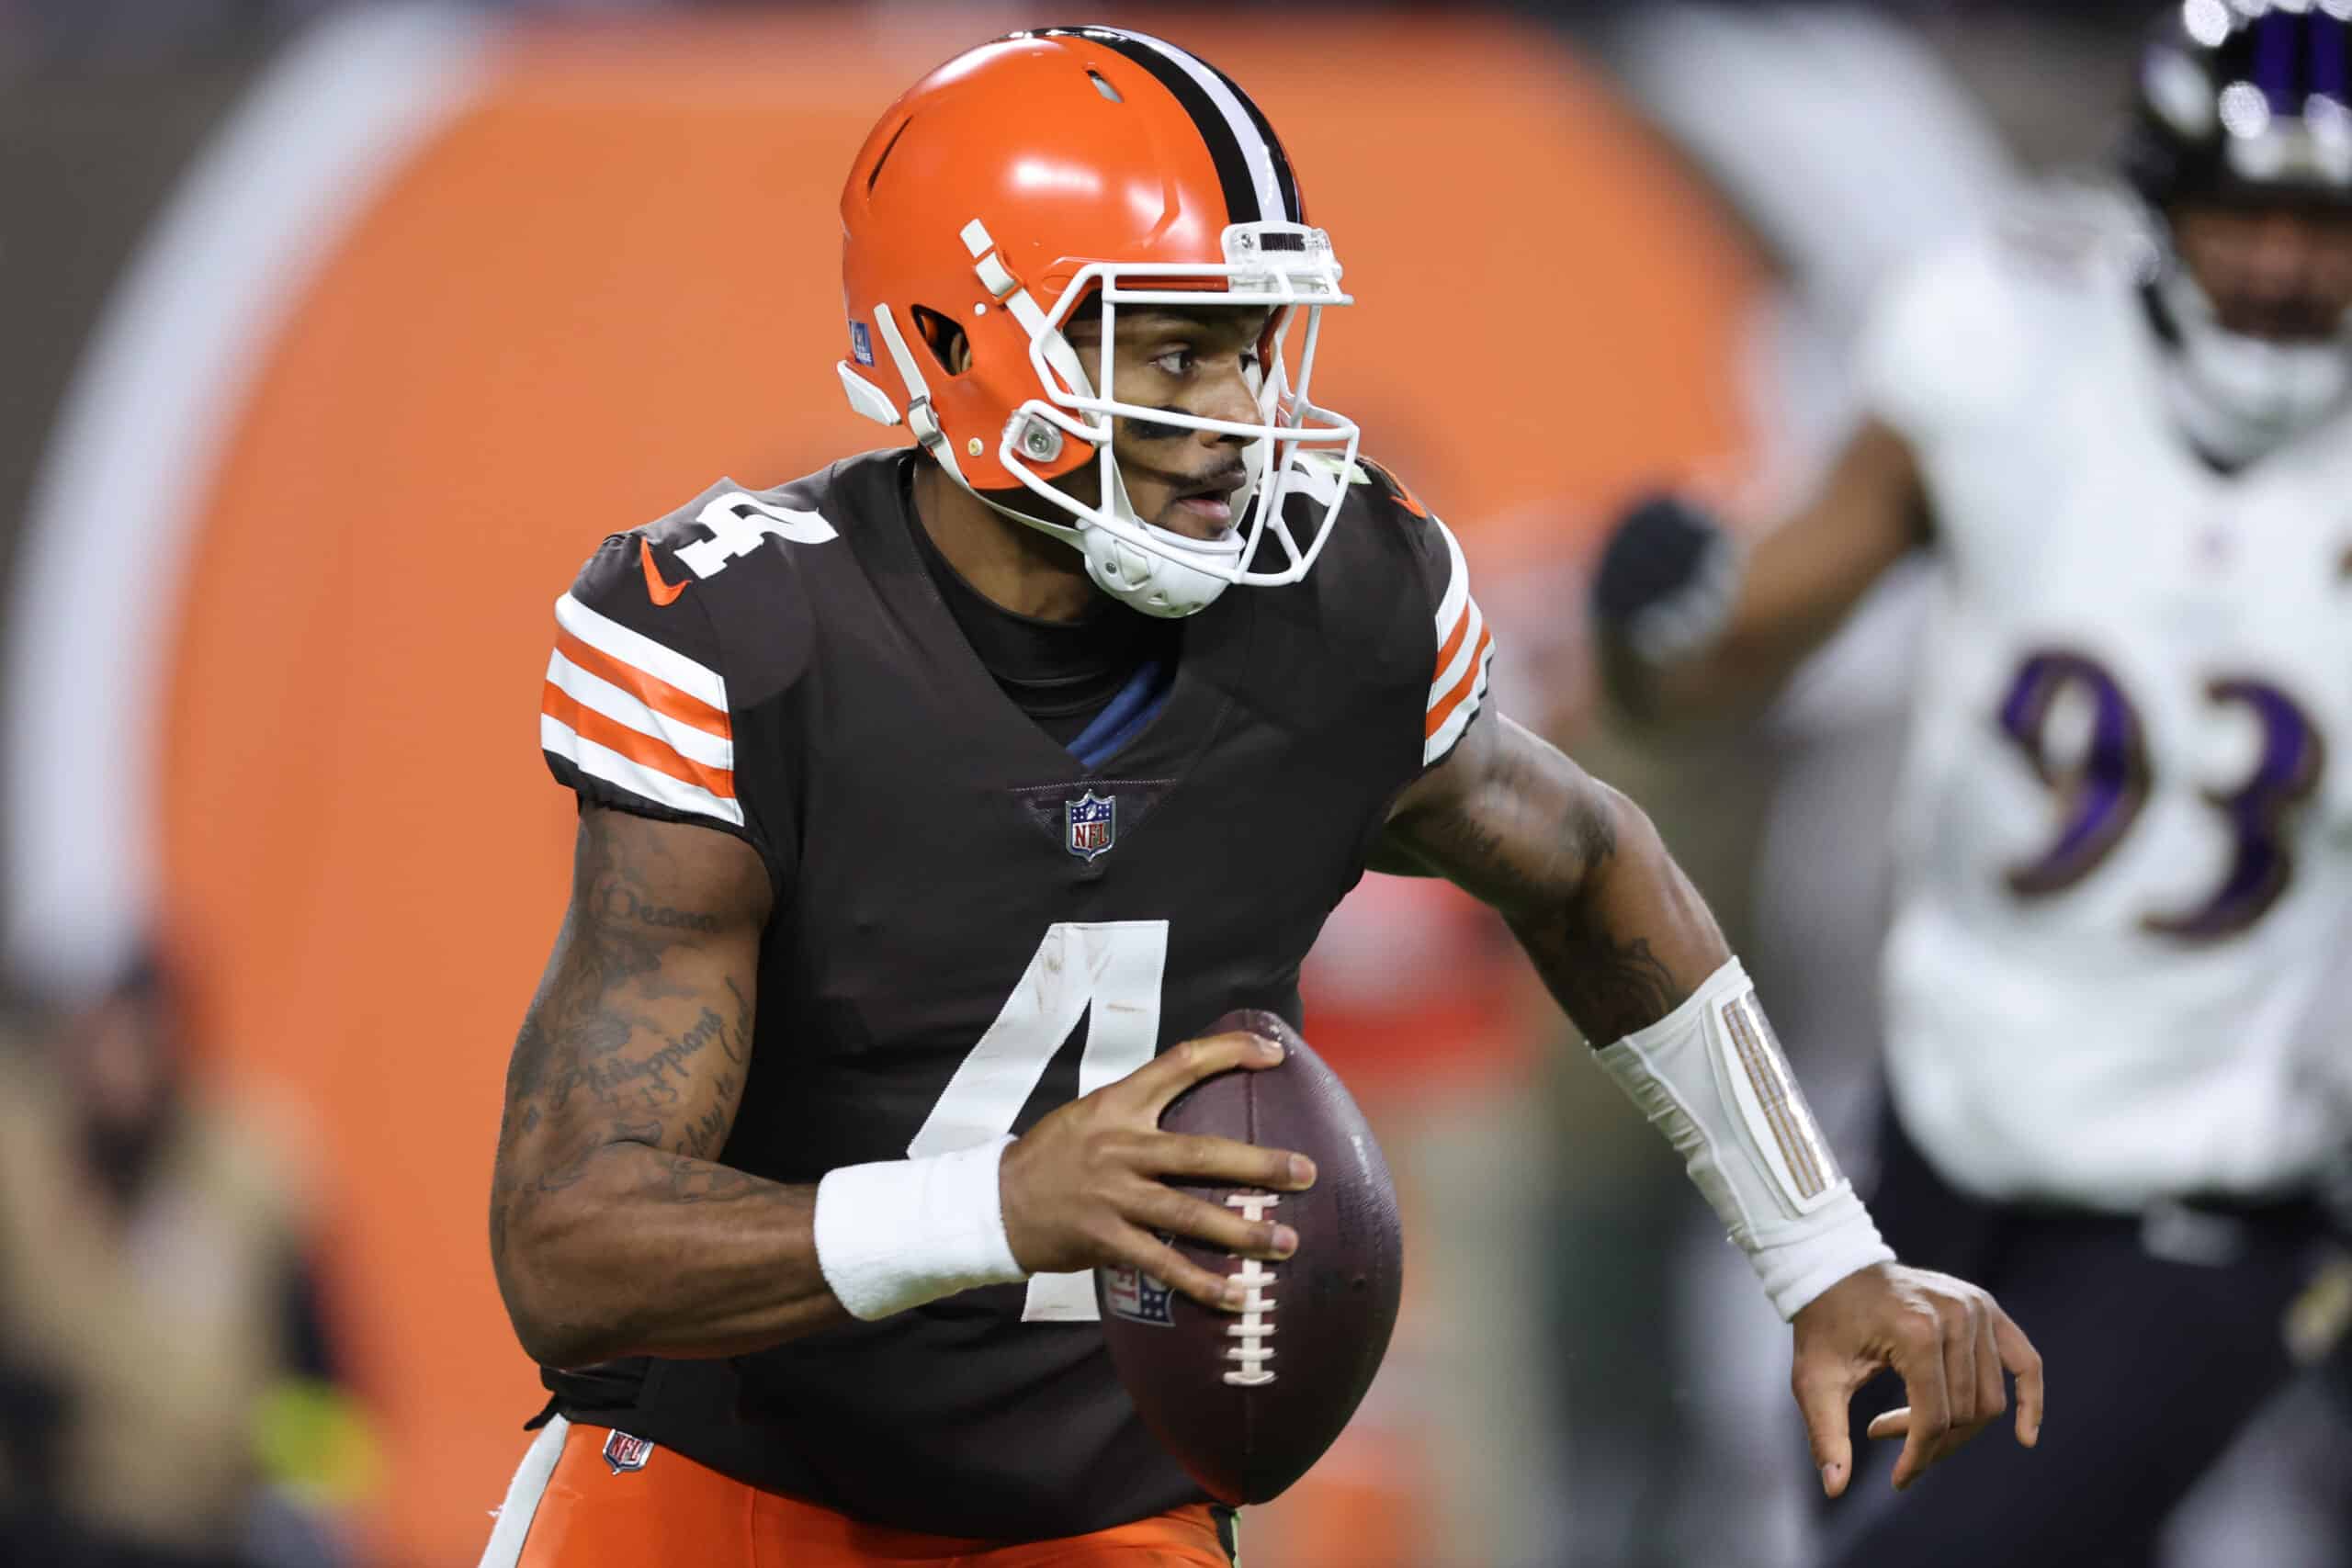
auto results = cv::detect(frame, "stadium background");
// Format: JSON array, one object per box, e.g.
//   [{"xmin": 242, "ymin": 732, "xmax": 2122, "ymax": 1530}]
[{"xmin": 0, "ymin": 2, "xmax": 2341, "ymax": 1565}]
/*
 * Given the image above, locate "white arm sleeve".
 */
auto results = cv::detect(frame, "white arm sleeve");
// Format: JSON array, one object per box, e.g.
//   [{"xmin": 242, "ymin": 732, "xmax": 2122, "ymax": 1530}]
[{"xmin": 1596, "ymin": 957, "xmax": 1894, "ymax": 1319}]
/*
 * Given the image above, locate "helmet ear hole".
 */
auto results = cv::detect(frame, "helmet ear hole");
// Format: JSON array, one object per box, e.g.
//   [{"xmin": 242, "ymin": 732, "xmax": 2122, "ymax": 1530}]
[{"xmin": 910, "ymin": 305, "xmax": 971, "ymax": 378}]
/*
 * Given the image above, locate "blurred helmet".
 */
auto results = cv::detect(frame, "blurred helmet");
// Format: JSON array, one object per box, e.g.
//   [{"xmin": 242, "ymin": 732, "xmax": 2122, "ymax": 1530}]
[
  {"xmin": 2122, "ymin": 2, "xmax": 2352, "ymax": 463},
  {"xmin": 837, "ymin": 27, "xmax": 1360, "ymax": 618},
  {"xmin": 2123, "ymin": 0, "xmax": 2352, "ymax": 209}
]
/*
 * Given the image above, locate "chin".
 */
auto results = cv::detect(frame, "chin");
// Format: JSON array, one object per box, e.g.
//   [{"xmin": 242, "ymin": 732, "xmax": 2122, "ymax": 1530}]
[{"xmin": 1149, "ymin": 502, "xmax": 1242, "ymax": 543}]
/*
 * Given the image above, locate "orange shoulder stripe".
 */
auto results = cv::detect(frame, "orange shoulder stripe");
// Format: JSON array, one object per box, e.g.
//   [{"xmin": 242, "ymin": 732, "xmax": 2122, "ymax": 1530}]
[
  {"xmin": 542, "ymin": 681, "xmax": 737, "ymax": 801},
  {"xmin": 552, "ymin": 625, "xmax": 731, "ymax": 741},
  {"xmin": 1423, "ymin": 623, "xmax": 1492, "ymax": 741},
  {"xmin": 1432, "ymin": 601, "xmax": 1473, "ymax": 684}
]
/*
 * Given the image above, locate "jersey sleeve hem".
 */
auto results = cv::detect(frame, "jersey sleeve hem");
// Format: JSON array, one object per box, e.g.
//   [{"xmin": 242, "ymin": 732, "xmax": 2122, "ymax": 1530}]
[
  {"xmin": 544, "ymin": 752, "xmax": 789, "ymax": 897},
  {"xmin": 1411, "ymin": 507, "xmax": 1495, "ymax": 775}
]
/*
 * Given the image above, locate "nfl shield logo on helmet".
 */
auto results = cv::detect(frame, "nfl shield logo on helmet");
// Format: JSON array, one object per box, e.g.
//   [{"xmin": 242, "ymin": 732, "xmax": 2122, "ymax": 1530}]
[
  {"xmin": 1065, "ymin": 790, "xmax": 1116, "ymax": 862},
  {"xmin": 601, "ymin": 1429, "xmax": 656, "ymax": 1474},
  {"xmin": 848, "ymin": 320, "xmax": 875, "ymax": 367}
]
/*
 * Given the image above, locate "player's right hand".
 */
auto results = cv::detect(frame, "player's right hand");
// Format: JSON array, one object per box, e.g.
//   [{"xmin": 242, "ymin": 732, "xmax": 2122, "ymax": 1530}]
[{"xmin": 999, "ymin": 1032, "xmax": 1317, "ymax": 1313}]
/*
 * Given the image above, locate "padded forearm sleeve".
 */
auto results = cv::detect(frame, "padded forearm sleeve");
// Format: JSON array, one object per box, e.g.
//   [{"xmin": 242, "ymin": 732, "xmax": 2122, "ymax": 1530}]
[{"xmin": 1597, "ymin": 958, "xmax": 1894, "ymax": 1318}]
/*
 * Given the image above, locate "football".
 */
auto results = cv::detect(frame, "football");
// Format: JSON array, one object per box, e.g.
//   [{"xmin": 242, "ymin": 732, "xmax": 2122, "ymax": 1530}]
[{"xmin": 1095, "ymin": 1009, "xmax": 1404, "ymax": 1505}]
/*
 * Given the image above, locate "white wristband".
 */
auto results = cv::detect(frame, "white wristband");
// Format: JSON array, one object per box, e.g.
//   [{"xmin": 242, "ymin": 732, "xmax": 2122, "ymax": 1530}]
[
  {"xmin": 1596, "ymin": 957, "xmax": 1894, "ymax": 1319},
  {"xmin": 813, "ymin": 1136, "xmax": 1027, "ymax": 1321}
]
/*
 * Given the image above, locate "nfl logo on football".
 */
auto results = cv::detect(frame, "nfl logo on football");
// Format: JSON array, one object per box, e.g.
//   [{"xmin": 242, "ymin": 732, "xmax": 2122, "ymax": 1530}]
[
  {"xmin": 1065, "ymin": 790, "xmax": 1115, "ymax": 862},
  {"xmin": 1102, "ymin": 1262, "xmax": 1174, "ymax": 1325}
]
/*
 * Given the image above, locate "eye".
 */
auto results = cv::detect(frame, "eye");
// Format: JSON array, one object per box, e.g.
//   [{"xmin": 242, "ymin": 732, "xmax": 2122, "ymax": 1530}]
[{"xmin": 1151, "ymin": 346, "xmax": 1195, "ymax": 376}]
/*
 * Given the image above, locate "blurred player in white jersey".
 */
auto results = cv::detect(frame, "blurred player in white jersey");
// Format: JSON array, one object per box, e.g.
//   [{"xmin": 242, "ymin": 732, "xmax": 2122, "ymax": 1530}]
[{"xmin": 1592, "ymin": 5, "xmax": 2352, "ymax": 1562}]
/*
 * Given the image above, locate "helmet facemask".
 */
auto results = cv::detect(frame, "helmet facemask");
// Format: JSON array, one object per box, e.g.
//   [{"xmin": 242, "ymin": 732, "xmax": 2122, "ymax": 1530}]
[
  {"xmin": 2147, "ymin": 243, "xmax": 2352, "ymax": 466},
  {"xmin": 976, "ymin": 221, "xmax": 1361, "ymax": 618}
]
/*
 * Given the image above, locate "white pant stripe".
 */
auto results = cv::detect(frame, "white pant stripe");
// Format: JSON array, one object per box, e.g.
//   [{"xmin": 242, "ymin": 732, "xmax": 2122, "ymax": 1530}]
[{"xmin": 477, "ymin": 1413, "xmax": 569, "ymax": 1568}]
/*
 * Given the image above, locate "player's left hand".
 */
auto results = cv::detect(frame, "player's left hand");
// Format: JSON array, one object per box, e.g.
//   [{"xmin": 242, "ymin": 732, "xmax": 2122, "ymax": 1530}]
[{"xmin": 1790, "ymin": 1262, "xmax": 2042, "ymax": 1498}]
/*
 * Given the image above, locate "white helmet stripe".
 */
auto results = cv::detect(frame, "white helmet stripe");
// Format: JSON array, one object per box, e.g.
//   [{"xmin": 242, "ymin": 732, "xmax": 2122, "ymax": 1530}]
[{"xmin": 1119, "ymin": 31, "xmax": 1288, "ymax": 224}]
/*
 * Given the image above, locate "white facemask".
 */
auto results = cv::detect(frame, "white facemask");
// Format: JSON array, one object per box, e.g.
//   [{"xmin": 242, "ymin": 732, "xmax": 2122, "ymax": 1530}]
[
  {"xmin": 2153, "ymin": 265, "xmax": 2352, "ymax": 466},
  {"xmin": 850, "ymin": 220, "xmax": 1356, "ymax": 620}
]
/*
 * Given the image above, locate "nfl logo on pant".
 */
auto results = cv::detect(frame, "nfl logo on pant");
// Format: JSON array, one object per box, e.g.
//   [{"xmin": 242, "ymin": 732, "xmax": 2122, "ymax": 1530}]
[
  {"xmin": 1065, "ymin": 790, "xmax": 1116, "ymax": 862},
  {"xmin": 601, "ymin": 1429, "xmax": 656, "ymax": 1474}
]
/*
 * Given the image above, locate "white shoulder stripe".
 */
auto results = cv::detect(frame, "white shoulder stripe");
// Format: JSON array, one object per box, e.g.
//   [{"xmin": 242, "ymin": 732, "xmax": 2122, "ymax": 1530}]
[
  {"xmin": 1430, "ymin": 515, "xmax": 1470, "ymax": 645},
  {"xmin": 540, "ymin": 714, "xmax": 746, "ymax": 828},
  {"xmin": 546, "ymin": 651, "xmax": 734, "ymax": 772},
  {"xmin": 1423, "ymin": 636, "xmax": 1495, "ymax": 767},
  {"xmin": 554, "ymin": 591, "xmax": 727, "ymax": 712},
  {"xmin": 1128, "ymin": 32, "xmax": 1285, "ymax": 223},
  {"xmin": 1428, "ymin": 597, "xmax": 1485, "ymax": 712}
]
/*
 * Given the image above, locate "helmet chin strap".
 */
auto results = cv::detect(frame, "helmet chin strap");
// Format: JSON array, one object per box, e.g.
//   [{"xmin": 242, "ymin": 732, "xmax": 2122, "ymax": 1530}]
[{"xmin": 2150, "ymin": 260, "xmax": 2352, "ymax": 468}]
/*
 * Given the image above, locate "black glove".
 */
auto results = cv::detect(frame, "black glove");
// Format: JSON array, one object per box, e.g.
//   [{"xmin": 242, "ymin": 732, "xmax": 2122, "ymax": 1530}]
[{"xmin": 1590, "ymin": 493, "xmax": 1740, "ymax": 666}]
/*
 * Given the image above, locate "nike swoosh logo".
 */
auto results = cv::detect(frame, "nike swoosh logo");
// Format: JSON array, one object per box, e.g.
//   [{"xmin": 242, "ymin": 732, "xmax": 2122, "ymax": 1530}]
[{"xmin": 640, "ymin": 537, "xmax": 689, "ymax": 605}]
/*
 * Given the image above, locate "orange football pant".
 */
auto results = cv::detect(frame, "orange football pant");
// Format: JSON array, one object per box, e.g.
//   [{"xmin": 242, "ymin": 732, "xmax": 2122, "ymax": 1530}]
[{"xmin": 495, "ymin": 1418, "xmax": 1236, "ymax": 1568}]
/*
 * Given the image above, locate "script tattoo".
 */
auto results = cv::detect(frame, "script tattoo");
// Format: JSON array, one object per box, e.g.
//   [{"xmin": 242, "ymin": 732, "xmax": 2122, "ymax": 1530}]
[{"xmin": 491, "ymin": 811, "xmax": 763, "ymax": 1271}]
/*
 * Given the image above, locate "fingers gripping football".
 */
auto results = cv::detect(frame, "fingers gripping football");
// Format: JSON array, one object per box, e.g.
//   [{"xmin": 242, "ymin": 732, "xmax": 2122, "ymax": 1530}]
[{"xmin": 999, "ymin": 1032, "xmax": 1316, "ymax": 1312}]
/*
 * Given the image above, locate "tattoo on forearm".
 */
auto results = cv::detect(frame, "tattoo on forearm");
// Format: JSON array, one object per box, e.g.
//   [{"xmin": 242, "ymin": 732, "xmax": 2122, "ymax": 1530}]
[
  {"xmin": 1516, "ymin": 923, "xmax": 1683, "ymax": 1044},
  {"xmin": 655, "ymin": 1153, "xmax": 759, "ymax": 1203}
]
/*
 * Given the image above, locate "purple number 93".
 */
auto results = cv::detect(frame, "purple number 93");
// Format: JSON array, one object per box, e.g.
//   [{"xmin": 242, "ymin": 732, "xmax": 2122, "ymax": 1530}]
[{"xmin": 1996, "ymin": 650, "xmax": 2324, "ymax": 942}]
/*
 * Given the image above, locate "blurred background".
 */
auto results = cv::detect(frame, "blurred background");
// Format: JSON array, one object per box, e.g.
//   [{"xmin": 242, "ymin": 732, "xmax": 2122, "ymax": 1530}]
[{"xmin": 0, "ymin": 1, "xmax": 2345, "ymax": 1564}]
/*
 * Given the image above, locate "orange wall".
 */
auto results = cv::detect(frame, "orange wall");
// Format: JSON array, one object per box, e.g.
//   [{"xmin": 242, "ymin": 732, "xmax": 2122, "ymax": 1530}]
[{"xmin": 154, "ymin": 14, "xmax": 1756, "ymax": 1562}]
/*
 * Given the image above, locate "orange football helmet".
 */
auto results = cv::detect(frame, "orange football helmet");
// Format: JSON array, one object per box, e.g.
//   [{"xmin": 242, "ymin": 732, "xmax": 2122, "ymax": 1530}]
[{"xmin": 838, "ymin": 26, "xmax": 1359, "ymax": 616}]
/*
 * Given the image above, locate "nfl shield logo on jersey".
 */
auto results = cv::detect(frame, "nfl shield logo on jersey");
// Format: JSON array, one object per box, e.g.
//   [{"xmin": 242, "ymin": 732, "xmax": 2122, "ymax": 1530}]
[
  {"xmin": 601, "ymin": 1428, "xmax": 656, "ymax": 1474},
  {"xmin": 1065, "ymin": 790, "xmax": 1116, "ymax": 862}
]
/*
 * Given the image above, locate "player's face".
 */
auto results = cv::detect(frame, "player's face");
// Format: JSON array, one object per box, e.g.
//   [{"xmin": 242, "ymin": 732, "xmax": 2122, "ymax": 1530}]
[
  {"xmin": 2171, "ymin": 202, "xmax": 2352, "ymax": 341},
  {"xmin": 1059, "ymin": 304, "xmax": 1273, "ymax": 540}
]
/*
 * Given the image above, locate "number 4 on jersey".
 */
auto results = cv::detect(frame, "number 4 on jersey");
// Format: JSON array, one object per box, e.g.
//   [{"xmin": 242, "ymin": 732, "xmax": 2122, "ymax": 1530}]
[
  {"xmin": 676, "ymin": 491, "xmax": 838, "ymax": 581},
  {"xmin": 908, "ymin": 921, "xmax": 1169, "ymax": 1322}
]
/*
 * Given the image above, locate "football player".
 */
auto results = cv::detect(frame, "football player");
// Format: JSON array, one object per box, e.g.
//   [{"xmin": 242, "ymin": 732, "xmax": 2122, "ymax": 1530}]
[
  {"xmin": 483, "ymin": 27, "xmax": 2041, "ymax": 1568},
  {"xmin": 1592, "ymin": 5, "xmax": 2351, "ymax": 1563}
]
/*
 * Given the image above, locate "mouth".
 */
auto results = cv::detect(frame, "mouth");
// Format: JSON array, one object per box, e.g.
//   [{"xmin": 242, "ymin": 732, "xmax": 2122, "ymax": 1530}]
[{"xmin": 1159, "ymin": 466, "xmax": 1250, "ymax": 531}]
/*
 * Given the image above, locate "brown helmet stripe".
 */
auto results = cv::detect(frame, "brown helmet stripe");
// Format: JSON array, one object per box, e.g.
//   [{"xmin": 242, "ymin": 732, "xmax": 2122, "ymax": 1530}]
[{"xmin": 1027, "ymin": 27, "xmax": 1297, "ymax": 226}]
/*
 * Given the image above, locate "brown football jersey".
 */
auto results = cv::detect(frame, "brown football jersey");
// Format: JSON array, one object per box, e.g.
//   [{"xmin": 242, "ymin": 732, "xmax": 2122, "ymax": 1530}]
[{"xmin": 534, "ymin": 448, "xmax": 1493, "ymax": 1539}]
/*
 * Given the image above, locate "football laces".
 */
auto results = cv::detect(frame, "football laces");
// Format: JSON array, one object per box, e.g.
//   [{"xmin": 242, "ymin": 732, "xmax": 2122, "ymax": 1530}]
[{"xmin": 1222, "ymin": 1191, "xmax": 1279, "ymax": 1387}]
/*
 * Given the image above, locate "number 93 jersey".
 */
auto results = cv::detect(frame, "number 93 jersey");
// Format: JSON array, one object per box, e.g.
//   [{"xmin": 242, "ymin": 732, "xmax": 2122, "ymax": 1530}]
[
  {"xmin": 532, "ymin": 448, "xmax": 1491, "ymax": 1539},
  {"xmin": 1860, "ymin": 197, "xmax": 2352, "ymax": 1211}
]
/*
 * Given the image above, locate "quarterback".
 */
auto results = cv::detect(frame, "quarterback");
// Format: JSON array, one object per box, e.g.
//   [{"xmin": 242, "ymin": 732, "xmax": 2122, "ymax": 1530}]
[
  {"xmin": 1595, "ymin": 4, "xmax": 2349, "ymax": 1563},
  {"xmin": 483, "ymin": 27, "xmax": 2040, "ymax": 1567}
]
